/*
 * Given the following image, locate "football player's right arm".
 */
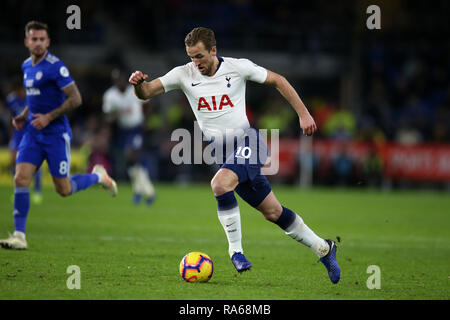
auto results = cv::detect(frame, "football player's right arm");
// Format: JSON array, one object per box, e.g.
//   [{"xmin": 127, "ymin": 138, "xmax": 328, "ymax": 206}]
[
  {"xmin": 129, "ymin": 71, "xmax": 165, "ymax": 100},
  {"xmin": 12, "ymin": 106, "xmax": 29, "ymax": 131}
]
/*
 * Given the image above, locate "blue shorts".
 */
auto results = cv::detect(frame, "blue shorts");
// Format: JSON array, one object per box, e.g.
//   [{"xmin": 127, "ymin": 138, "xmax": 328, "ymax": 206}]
[
  {"xmin": 16, "ymin": 130, "xmax": 72, "ymax": 178},
  {"xmin": 217, "ymin": 128, "xmax": 272, "ymax": 208},
  {"xmin": 9, "ymin": 130, "xmax": 25, "ymax": 151}
]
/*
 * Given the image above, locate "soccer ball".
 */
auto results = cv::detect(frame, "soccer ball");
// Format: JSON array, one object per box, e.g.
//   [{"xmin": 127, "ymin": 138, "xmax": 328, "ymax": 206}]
[{"xmin": 179, "ymin": 252, "xmax": 214, "ymax": 283}]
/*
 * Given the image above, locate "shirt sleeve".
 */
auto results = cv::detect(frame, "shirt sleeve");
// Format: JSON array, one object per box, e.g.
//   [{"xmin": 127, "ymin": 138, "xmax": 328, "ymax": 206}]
[
  {"xmin": 159, "ymin": 66, "xmax": 184, "ymax": 92},
  {"xmin": 53, "ymin": 60, "xmax": 74, "ymax": 89},
  {"xmin": 237, "ymin": 58, "xmax": 268, "ymax": 84},
  {"xmin": 102, "ymin": 90, "xmax": 114, "ymax": 113}
]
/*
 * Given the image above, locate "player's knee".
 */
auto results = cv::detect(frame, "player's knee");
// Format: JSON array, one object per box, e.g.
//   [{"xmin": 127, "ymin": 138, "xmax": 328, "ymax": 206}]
[
  {"xmin": 210, "ymin": 177, "xmax": 225, "ymax": 196},
  {"xmin": 211, "ymin": 169, "xmax": 239, "ymax": 196},
  {"xmin": 14, "ymin": 172, "xmax": 31, "ymax": 187},
  {"xmin": 210, "ymin": 176, "xmax": 232, "ymax": 197}
]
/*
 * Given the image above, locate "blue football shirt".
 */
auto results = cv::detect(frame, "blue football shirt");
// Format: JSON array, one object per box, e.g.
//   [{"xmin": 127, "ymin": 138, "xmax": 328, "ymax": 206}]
[
  {"xmin": 22, "ymin": 51, "xmax": 74, "ymax": 134},
  {"xmin": 6, "ymin": 91, "xmax": 27, "ymax": 117},
  {"xmin": 6, "ymin": 91, "xmax": 27, "ymax": 149}
]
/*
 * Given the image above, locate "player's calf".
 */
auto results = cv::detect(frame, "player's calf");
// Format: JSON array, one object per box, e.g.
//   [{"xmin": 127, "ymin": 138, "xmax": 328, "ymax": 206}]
[
  {"xmin": 258, "ymin": 202, "xmax": 283, "ymax": 222},
  {"xmin": 53, "ymin": 178, "xmax": 72, "ymax": 197}
]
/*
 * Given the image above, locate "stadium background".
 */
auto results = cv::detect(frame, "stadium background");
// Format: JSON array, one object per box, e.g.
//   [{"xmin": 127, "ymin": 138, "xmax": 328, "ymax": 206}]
[{"xmin": 0, "ymin": 0, "xmax": 449, "ymax": 190}]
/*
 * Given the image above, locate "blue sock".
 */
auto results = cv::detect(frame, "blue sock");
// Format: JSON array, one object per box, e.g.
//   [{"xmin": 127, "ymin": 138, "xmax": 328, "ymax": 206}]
[
  {"xmin": 133, "ymin": 193, "xmax": 142, "ymax": 204},
  {"xmin": 34, "ymin": 169, "xmax": 42, "ymax": 193},
  {"xmin": 146, "ymin": 195, "xmax": 155, "ymax": 206},
  {"xmin": 69, "ymin": 174, "xmax": 99, "ymax": 195},
  {"xmin": 215, "ymin": 191, "xmax": 238, "ymax": 210},
  {"xmin": 274, "ymin": 206, "xmax": 297, "ymax": 230},
  {"xmin": 13, "ymin": 187, "xmax": 30, "ymax": 233}
]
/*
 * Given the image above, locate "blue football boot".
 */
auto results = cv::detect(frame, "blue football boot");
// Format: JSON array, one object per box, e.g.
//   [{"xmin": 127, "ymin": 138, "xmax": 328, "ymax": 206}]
[
  {"xmin": 319, "ymin": 239, "xmax": 341, "ymax": 284},
  {"xmin": 231, "ymin": 252, "xmax": 252, "ymax": 272}
]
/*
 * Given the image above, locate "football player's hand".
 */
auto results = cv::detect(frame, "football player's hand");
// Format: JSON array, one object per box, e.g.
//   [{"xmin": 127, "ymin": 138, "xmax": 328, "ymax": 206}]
[
  {"xmin": 31, "ymin": 113, "xmax": 51, "ymax": 130},
  {"xmin": 299, "ymin": 113, "xmax": 318, "ymax": 136},
  {"xmin": 129, "ymin": 71, "xmax": 148, "ymax": 86},
  {"xmin": 12, "ymin": 114, "xmax": 27, "ymax": 131}
]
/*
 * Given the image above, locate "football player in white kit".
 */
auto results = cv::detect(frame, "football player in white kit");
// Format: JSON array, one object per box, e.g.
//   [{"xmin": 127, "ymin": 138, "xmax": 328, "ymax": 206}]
[
  {"xmin": 129, "ymin": 27, "xmax": 340, "ymax": 283},
  {"xmin": 103, "ymin": 68, "xmax": 155, "ymax": 206}
]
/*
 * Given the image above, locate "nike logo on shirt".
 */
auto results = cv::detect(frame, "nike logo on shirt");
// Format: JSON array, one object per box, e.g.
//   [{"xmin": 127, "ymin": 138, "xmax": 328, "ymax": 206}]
[{"xmin": 191, "ymin": 82, "xmax": 201, "ymax": 86}]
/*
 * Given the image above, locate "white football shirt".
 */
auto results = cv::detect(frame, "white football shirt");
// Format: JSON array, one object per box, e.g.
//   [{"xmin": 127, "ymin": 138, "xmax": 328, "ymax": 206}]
[
  {"xmin": 159, "ymin": 56, "xmax": 267, "ymax": 140},
  {"xmin": 103, "ymin": 85, "xmax": 144, "ymax": 128}
]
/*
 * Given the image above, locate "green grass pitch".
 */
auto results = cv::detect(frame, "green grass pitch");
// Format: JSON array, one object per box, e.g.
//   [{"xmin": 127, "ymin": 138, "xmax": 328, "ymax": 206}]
[{"xmin": 0, "ymin": 183, "xmax": 449, "ymax": 300}]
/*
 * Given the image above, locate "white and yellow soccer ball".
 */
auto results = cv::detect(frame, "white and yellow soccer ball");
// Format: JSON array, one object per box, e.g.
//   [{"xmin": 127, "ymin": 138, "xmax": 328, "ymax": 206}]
[{"xmin": 179, "ymin": 252, "xmax": 214, "ymax": 283}]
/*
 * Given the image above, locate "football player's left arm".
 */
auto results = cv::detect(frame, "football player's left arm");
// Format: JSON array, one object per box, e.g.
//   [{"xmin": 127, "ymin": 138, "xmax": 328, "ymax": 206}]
[
  {"xmin": 264, "ymin": 70, "xmax": 317, "ymax": 136},
  {"xmin": 31, "ymin": 82, "xmax": 82, "ymax": 130}
]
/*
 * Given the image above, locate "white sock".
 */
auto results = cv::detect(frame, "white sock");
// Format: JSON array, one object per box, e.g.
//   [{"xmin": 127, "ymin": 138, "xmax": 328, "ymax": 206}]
[
  {"xmin": 218, "ymin": 206, "xmax": 243, "ymax": 257},
  {"xmin": 127, "ymin": 165, "xmax": 141, "ymax": 194},
  {"xmin": 13, "ymin": 231, "xmax": 26, "ymax": 240},
  {"xmin": 94, "ymin": 172, "xmax": 103, "ymax": 184},
  {"xmin": 138, "ymin": 167, "xmax": 155, "ymax": 197},
  {"xmin": 285, "ymin": 215, "xmax": 330, "ymax": 257}
]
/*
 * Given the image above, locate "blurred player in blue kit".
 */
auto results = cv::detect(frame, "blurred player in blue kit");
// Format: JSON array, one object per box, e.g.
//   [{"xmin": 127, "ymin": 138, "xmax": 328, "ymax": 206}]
[
  {"xmin": 0, "ymin": 21, "xmax": 118, "ymax": 250},
  {"xmin": 6, "ymin": 79, "xmax": 43, "ymax": 204}
]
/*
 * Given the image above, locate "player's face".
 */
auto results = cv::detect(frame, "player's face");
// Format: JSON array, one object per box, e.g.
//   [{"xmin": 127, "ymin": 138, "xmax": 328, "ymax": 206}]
[
  {"xmin": 115, "ymin": 74, "xmax": 128, "ymax": 91},
  {"xmin": 25, "ymin": 29, "xmax": 50, "ymax": 58},
  {"xmin": 186, "ymin": 42, "xmax": 217, "ymax": 76}
]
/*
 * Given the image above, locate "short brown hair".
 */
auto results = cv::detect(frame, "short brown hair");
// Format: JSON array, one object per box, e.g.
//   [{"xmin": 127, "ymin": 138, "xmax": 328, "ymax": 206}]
[
  {"xmin": 184, "ymin": 27, "xmax": 216, "ymax": 51},
  {"xmin": 25, "ymin": 21, "xmax": 49, "ymax": 37}
]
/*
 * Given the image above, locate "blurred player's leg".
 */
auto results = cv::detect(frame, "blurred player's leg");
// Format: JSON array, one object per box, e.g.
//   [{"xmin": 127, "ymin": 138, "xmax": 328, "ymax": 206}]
[
  {"xmin": 68, "ymin": 173, "xmax": 99, "ymax": 194},
  {"xmin": 128, "ymin": 165, "xmax": 143, "ymax": 204},
  {"xmin": 53, "ymin": 169, "xmax": 116, "ymax": 197},
  {"xmin": 9, "ymin": 150, "xmax": 17, "ymax": 204},
  {"xmin": 0, "ymin": 162, "xmax": 35, "ymax": 250},
  {"xmin": 31, "ymin": 169, "xmax": 43, "ymax": 204},
  {"xmin": 91, "ymin": 164, "xmax": 118, "ymax": 196},
  {"xmin": 52, "ymin": 166, "xmax": 116, "ymax": 197},
  {"xmin": 122, "ymin": 132, "xmax": 146, "ymax": 204},
  {"xmin": 128, "ymin": 164, "xmax": 155, "ymax": 205},
  {"xmin": 138, "ymin": 166, "xmax": 155, "ymax": 206},
  {"xmin": 44, "ymin": 132, "xmax": 117, "ymax": 197}
]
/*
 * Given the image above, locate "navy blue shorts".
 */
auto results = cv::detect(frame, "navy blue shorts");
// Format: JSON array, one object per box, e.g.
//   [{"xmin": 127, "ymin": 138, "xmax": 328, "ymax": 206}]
[
  {"xmin": 118, "ymin": 127, "xmax": 143, "ymax": 151},
  {"xmin": 217, "ymin": 128, "xmax": 272, "ymax": 208},
  {"xmin": 16, "ymin": 129, "xmax": 72, "ymax": 177}
]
